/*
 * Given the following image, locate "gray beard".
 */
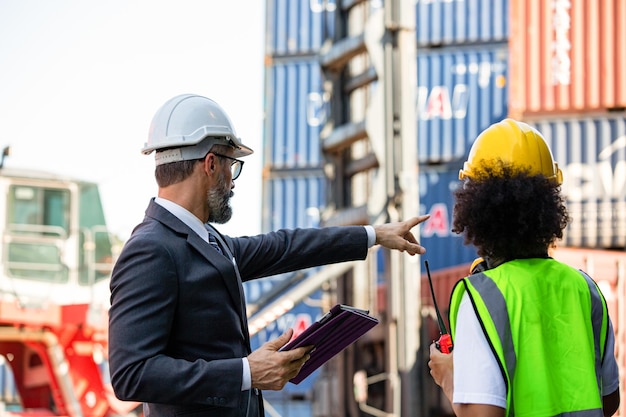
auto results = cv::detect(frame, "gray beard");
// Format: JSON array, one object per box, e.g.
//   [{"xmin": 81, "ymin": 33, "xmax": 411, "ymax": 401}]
[{"xmin": 207, "ymin": 172, "xmax": 233, "ymax": 224}]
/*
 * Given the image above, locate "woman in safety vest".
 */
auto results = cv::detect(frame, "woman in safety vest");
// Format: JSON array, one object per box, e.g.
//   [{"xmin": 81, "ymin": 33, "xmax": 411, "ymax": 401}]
[{"xmin": 428, "ymin": 119, "xmax": 620, "ymax": 417}]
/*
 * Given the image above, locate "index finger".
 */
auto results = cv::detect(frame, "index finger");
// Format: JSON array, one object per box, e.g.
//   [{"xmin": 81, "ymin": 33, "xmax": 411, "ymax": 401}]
[{"xmin": 406, "ymin": 215, "xmax": 430, "ymax": 229}]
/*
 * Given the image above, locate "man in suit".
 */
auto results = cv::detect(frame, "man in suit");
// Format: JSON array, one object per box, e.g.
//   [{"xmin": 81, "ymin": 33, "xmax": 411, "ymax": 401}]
[{"xmin": 108, "ymin": 94, "xmax": 429, "ymax": 417}]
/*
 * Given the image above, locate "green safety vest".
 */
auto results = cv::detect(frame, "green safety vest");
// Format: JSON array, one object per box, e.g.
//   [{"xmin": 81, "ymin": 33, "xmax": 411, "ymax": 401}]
[{"xmin": 449, "ymin": 258, "xmax": 609, "ymax": 417}]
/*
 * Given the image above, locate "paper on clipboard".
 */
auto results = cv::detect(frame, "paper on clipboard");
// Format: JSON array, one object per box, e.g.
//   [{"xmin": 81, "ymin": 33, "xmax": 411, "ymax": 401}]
[{"xmin": 280, "ymin": 304, "xmax": 379, "ymax": 384}]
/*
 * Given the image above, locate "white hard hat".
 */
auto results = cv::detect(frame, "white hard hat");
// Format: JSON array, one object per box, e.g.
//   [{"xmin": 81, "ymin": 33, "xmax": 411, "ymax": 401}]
[{"xmin": 143, "ymin": 94, "xmax": 254, "ymax": 166}]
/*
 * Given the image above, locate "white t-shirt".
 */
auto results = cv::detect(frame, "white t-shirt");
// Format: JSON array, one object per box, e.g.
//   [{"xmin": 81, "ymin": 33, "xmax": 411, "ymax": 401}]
[{"xmin": 453, "ymin": 292, "xmax": 620, "ymax": 408}]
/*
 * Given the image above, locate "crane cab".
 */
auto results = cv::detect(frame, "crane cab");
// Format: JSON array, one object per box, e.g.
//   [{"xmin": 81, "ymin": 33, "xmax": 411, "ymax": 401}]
[{"xmin": 0, "ymin": 167, "xmax": 114, "ymax": 310}]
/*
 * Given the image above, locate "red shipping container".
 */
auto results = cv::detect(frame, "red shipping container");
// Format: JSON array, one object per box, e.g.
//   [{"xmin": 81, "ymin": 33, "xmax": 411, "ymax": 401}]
[
  {"xmin": 509, "ymin": 0, "xmax": 626, "ymax": 117},
  {"xmin": 552, "ymin": 246, "xmax": 626, "ymax": 417}
]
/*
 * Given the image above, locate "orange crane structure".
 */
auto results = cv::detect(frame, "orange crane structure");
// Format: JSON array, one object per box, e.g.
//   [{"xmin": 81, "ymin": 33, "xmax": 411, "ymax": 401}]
[
  {"xmin": 0, "ymin": 302, "xmax": 138, "ymax": 417},
  {"xmin": 0, "ymin": 151, "xmax": 139, "ymax": 416}
]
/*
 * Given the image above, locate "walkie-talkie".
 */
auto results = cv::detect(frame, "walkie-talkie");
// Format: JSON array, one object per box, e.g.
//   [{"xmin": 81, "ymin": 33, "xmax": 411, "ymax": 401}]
[{"xmin": 424, "ymin": 260, "xmax": 453, "ymax": 354}]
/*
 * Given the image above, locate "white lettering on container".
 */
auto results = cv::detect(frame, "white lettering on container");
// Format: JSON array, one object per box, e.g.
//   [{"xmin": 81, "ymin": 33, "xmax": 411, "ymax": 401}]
[{"xmin": 551, "ymin": 0, "xmax": 572, "ymax": 86}]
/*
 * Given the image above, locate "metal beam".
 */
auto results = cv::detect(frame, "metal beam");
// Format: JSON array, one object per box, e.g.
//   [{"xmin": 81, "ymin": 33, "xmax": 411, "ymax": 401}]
[
  {"xmin": 321, "ymin": 120, "xmax": 367, "ymax": 153},
  {"xmin": 247, "ymin": 261, "xmax": 360, "ymax": 336}
]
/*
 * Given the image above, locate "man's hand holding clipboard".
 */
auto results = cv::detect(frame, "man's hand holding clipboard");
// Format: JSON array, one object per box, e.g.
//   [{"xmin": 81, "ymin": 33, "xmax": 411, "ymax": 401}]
[{"xmin": 279, "ymin": 304, "xmax": 379, "ymax": 384}]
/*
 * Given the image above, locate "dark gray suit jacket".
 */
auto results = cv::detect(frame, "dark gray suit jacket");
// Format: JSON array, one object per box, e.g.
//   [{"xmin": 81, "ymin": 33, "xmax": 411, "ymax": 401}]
[{"xmin": 108, "ymin": 199, "xmax": 368, "ymax": 417}]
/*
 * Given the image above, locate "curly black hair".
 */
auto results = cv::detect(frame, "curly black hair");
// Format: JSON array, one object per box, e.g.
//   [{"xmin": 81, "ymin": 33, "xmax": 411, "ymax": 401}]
[{"xmin": 452, "ymin": 162, "xmax": 570, "ymax": 262}]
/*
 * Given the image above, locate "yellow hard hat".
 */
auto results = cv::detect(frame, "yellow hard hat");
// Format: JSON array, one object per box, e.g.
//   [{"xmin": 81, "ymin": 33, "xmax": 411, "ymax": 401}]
[{"xmin": 459, "ymin": 118, "xmax": 563, "ymax": 184}]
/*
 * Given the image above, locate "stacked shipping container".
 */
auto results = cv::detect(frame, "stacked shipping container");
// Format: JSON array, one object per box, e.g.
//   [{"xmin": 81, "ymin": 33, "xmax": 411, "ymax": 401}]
[
  {"xmin": 508, "ymin": 0, "xmax": 626, "ymax": 248},
  {"xmin": 510, "ymin": 4, "xmax": 626, "ymax": 412},
  {"xmin": 509, "ymin": 0, "xmax": 626, "ymax": 118},
  {"xmin": 249, "ymin": 1, "xmax": 336, "ymax": 413},
  {"xmin": 418, "ymin": 1, "xmax": 626, "ymax": 415},
  {"xmin": 260, "ymin": 0, "xmax": 626, "ymax": 414},
  {"xmin": 415, "ymin": 1, "xmax": 510, "ymax": 414},
  {"xmin": 415, "ymin": 0, "xmax": 510, "ymax": 278}
]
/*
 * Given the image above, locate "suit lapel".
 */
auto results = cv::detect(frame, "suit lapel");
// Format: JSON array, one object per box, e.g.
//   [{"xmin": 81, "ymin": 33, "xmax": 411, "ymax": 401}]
[
  {"xmin": 187, "ymin": 234, "xmax": 246, "ymax": 323},
  {"xmin": 146, "ymin": 200, "xmax": 250, "ymax": 349}
]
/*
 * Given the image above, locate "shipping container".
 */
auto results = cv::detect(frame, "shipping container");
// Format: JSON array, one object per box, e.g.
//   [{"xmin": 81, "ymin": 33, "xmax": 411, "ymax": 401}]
[
  {"xmin": 262, "ymin": 173, "xmax": 326, "ymax": 231},
  {"xmin": 265, "ymin": 0, "xmax": 336, "ymax": 57},
  {"xmin": 265, "ymin": 58, "xmax": 328, "ymax": 169},
  {"xmin": 509, "ymin": 0, "xmax": 626, "ymax": 117},
  {"xmin": 247, "ymin": 172, "xmax": 329, "ymax": 398},
  {"xmin": 251, "ymin": 173, "xmax": 326, "ymax": 304},
  {"xmin": 416, "ymin": 0, "xmax": 509, "ymax": 46},
  {"xmin": 417, "ymin": 43, "xmax": 508, "ymax": 164},
  {"xmin": 418, "ymin": 167, "xmax": 479, "ymax": 271},
  {"xmin": 374, "ymin": 261, "xmax": 469, "ymax": 416},
  {"xmin": 420, "ymin": 263, "xmax": 469, "ymax": 334},
  {"xmin": 528, "ymin": 115, "xmax": 626, "ymax": 248},
  {"xmin": 248, "ymin": 290, "xmax": 324, "ymax": 397},
  {"xmin": 551, "ymin": 246, "xmax": 626, "ymax": 417},
  {"xmin": 262, "ymin": 391, "xmax": 316, "ymax": 417},
  {"xmin": 251, "ymin": 172, "xmax": 326, "ymax": 311}
]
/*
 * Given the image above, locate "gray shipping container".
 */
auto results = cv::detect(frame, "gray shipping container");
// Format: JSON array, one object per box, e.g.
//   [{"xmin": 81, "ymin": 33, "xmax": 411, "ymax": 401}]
[{"xmin": 529, "ymin": 115, "xmax": 626, "ymax": 248}]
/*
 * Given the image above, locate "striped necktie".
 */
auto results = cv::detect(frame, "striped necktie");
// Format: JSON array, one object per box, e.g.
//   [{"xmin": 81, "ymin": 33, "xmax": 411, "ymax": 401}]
[{"xmin": 208, "ymin": 233, "xmax": 223, "ymax": 255}]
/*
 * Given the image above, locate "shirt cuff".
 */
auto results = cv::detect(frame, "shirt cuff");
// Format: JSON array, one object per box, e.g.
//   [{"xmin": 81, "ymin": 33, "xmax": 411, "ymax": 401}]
[
  {"xmin": 242, "ymin": 357, "xmax": 251, "ymax": 391},
  {"xmin": 364, "ymin": 225, "xmax": 375, "ymax": 248}
]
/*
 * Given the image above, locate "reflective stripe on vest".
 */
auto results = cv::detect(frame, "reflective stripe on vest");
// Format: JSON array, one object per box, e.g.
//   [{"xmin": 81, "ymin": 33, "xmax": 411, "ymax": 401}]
[{"xmin": 452, "ymin": 259, "xmax": 608, "ymax": 416}]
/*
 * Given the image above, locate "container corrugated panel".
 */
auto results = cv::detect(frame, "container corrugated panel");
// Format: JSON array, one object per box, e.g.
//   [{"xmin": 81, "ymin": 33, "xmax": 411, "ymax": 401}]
[
  {"xmin": 249, "ymin": 291, "xmax": 324, "ymax": 395},
  {"xmin": 263, "ymin": 174, "xmax": 326, "ymax": 231},
  {"xmin": 509, "ymin": 0, "xmax": 626, "ymax": 117},
  {"xmin": 265, "ymin": 0, "xmax": 336, "ymax": 57},
  {"xmin": 265, "ymin": 58, "xmax": 327, "ymax": 168},
  {"xmin": 417, "ymin": 43, "xmax": 509, "ymax": 164},
  {"xmin": 260, "ymin": 393, "xmax": 315, "ymax": 417},
  {"xmin": 416, "ymin": 0, "xmax": 509, "ymax": 46},
  {"xmin": 378, "ymin": 262, "xmax": 469, "ymax": 334},
  {"xmin": 252, "ymin": 175, "xmax": 325, "ymax": 292},
  {"xmin": 247, "ymin": 172, "xmax": 328, "ymax": 392},
  {"xmin": 529, "ymin": 115, "xmax": 626, "ymax": 248},
  {"xmin": 418, "ymin": 167, "xmax": 479, "ymax": 271}
]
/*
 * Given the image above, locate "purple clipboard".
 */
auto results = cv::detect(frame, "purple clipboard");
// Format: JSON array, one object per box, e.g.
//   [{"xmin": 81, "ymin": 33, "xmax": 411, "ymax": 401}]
[{"xmin": 280, "ymin": 304, "xmax": 379, "ymax": 384}]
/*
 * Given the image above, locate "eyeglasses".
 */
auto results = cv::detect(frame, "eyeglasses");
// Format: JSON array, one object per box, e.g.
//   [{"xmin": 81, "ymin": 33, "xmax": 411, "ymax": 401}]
[{"xmin": 210, "ymin": 152, "xmax": 244, "ymax": 180}]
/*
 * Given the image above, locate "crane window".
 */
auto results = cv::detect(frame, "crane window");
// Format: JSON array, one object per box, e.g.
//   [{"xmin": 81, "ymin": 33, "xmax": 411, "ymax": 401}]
[
  {"xmin": 8, "ymin": 186, "xmax": 70, "ymax": 236},
  {"xmin": 5, "ymin": 186, "xmax": 70, "ymax": 282}
]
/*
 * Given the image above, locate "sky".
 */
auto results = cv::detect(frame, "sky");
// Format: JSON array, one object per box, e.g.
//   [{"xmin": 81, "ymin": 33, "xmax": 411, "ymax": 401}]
[{"xmin": 0, "ymin": 0, "xmax": 265, "ymax": 240}]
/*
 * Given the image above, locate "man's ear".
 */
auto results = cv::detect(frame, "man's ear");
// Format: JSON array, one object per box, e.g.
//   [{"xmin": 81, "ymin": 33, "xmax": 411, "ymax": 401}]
[{"xmin": 203, "ymin": 153, "xmax": 216, "ymax": 174}]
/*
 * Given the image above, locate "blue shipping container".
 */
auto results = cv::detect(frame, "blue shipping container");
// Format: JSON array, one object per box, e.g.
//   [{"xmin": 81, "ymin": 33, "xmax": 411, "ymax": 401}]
[
  {"xmin": 247, "ymin": 291, "xmax": 324, "ymax": 395},
  {"xmin": 246, "ymin": 173, "xmax": 328, "ymax": 393},
  {"xmin": 416, "ymin": 0, "xmax": 509, "ymax": 46},
  {"xmin": 262, "ymin": 391, "xmax": 314, "ymax": 417},
  {"xmin": 265, "ymin": 0, "xmax": 336, "ymax": 56},
  {"xmin": 263, "ymin": 174, "xmax": 326, "ymax": 231},
  {"xmin": 265, "ymin": 58, "xmax": 328, "ymax": 168},
  {"xmin": 419, "ymin": 167, "xmax": 478, "ymax": 271},
  {"xmin": 417, "ymin": 43, "xmax": 508, "ymax": 164},
  {"xmin": 529, "ymin": 116, "xmax": 626, "ymax": 249}
]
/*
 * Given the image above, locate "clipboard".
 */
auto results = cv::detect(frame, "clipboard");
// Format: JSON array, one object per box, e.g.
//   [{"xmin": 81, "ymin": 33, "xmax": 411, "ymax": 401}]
[{"xmin": 280, "ymin": 304, "xmax": 379, "ymax": 384}]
